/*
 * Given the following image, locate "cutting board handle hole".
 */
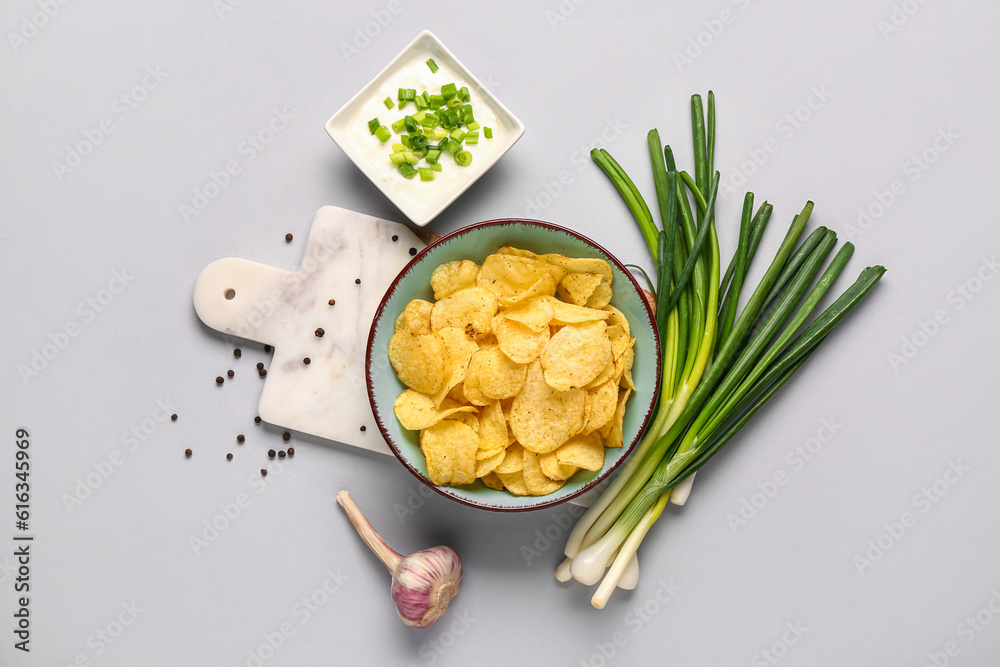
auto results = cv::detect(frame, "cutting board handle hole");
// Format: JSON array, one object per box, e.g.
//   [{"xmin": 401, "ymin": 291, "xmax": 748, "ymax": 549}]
[{"xmin": 224, "ymin": 288, "xmax": 236, "ymax": 300}]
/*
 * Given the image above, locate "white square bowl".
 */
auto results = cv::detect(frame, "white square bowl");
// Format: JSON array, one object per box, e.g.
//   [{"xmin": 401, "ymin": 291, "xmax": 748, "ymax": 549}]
[{"xmin": 325, "ymin": 31, "xmax": 525, "ymax": 227}]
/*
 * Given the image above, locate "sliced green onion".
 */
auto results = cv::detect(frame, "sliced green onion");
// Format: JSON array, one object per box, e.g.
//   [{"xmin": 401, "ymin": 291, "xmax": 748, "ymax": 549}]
[
  {"xmin": 465, "ymin": 131, "xmax": 479, "ymax": 144},
  {"xmin": 459, "ymin": 86, "xmax": 470, "ymax": 102},
  {"xmin": 400, "ymin": 135, "xmax": 411, "ymax": 149},
  {"xmin": 403, "ymin": 115, "xmax": 418, "ymax": 133},
  {"xmin": 389, "ymin": 152, "xmax": 407, "ymax": 165},
  {"xmin": 484, "ymin": 127, "xmax": 493, "ymax": 139},
  {"xmin": 441, "ymin": 83, "xmax": 457, "ymax": 99},
  {"xmin": 398, "ymin": 163, "xmax": 417, "ymax": 178},
  {"xmin": 446, "ymin": 97, "xmax": 463, "ymax": 109},
  {"xmin": 391, "ymin": 118, "xmax": 406, "ymax": 133},
  {"xmin": 449, "ymin": 129, "xmax": 466, "ymax": 143},
  {"xmin": 383, "ymin": 97, "xmax": 394, "ymax": 109},
  {"xmin": 425, "ymin": 149, "xmax": 441, "ymax": 164},
  {"xmin": 429, "ymin": 94, "xmax": 444, "ymax": 108},
  {"xmin": 455, "ymin": 150, "xmax": 472, "ymax": 166},
  {"xmin": 419, "ymin": 167, "xmax": 434, "ymax": 181},
  {"xmin": 467, "ymin": 121, "xmax": 481, "ymax": 131},
  {"xmin": 374, "ymin": 126, "xmax": 391, "ymax": 143},
  {"xmin": 391, "ymin": 143, "xmax": 405, "ymax": 153},
  {"xmin": 430, "ymin": 162, "xmax": 442, "ymax": 171},
  {"xmin": 402, "ymin": 151, "xmax": 418, "ymax": 165},
  {"xmin": 367, "ymin": 118, "xmax": 380, "ymax": 134},
  {"xmin": 409, "ymin": 134, "xmax": 428, "ymax": 150},
  {"xmin": 426, "ymin": 58, "xmax": 439, "ymax": 73}
]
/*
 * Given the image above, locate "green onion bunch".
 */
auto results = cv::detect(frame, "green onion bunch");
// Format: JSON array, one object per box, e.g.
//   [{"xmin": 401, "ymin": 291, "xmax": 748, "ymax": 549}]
[{"xmin": 557, "ymin": 92, "xmax": 886, "ymax": 608}]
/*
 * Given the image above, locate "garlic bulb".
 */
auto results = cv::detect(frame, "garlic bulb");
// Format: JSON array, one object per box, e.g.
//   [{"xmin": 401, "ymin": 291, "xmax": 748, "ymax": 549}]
[{"xmin": 337, "ymin": 491, "xmax": 462, "ymax": 628}]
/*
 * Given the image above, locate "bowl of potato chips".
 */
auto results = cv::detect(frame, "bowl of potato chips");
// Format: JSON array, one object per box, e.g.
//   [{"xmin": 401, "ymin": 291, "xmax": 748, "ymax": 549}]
[{"xmin": 366, "ymin": 220, "xmax": 660, "ymax": 511}]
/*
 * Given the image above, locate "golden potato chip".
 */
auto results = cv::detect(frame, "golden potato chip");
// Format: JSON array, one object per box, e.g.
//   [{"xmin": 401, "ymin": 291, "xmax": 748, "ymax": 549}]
[
  {"xmin": 541, "ymin": 320, "xmax": 612, "ymax": 391},
  {"xmin": 607, "ymin": 324, "xmax": 630, "ymax": 360},
  {"xmin": 474, "ymin": 347, "xmax": 527, "ymax": 399},
  {"xmin": 604, "ymin": 388, "xmax": 631, "ymax": 448},
  {"xmin": 497, "ymin": 273, "xmax": 557, "ymax": 309},
  {"xmin": 522, "ymin": 449, "xmax": 566, "ymax": 496},
  {"xmin": 477, "ymin": 253, "xmax": 567, "ymax": 301},
  {"xmin": 510, "ymin": 362, "xmax": 586, "ymax": 454},
  {"xmin": 495, "ymin": 470, "xmax": 529, "ymax": 495},
  {"xmin": 460, "ymin": 362, "xmax": 492, "ymax": 407},
  {"xmin": 481, "ymin": 471, "xmax": 505, "ymax": 490},
  {"xmin": 393, "ymin": 390, "xmax": 478, "ymax": 430},
  {"xmin": 477, "ymin": 400, "xmax": 508, "ymax": 454},
  {"xmin": 547, "ymin": 298, "xmax": 612, "ymax": 325},
  {"xmin": 430, "ymin": 287, "xmax": 497, "ymax": 339},
  {"xmin": 495, "ymin": 319, "xmax": 550, "ymax": 364},
  {"xmin": 432, "ymin": 327, "xmax": 480, "ymax": 405},
  {"xmin": 430, "ymin": 260, "xmax": 479, "ymax": 300},
  {"xmin": 585, "ymin": 357, "xmax": 616, "ymax": 389},
  {"xmin": 603, "ymin": 305, "xmax": 631, "ymax": 337},
  {"xmin": 401, "ymin": 299, "xmax": 434, "ymax": 335},
  {"xmin": 388, "ymin": 330, "xmax": 445, "ymax": 395},
  {"xmin": 557, "ymin": 272, "xmax": 604, "ymax": 306},
  {"xmin": 420, "ymin": 420, "xmax": 479, "ymax": 486},
  {"xmin": 538, "ymin": 451, "xmax": 580, "ymax": 481},
  {"xmin": 556, "ymin": 433, "xmax": 605, "ymax": 471},
  {"xmin": 585, "ymin": 279, "xmax": 613, "ymax": 309},
  {"xmin": 540, "ymin": 253, "xmax": 613, "ymax": 281},
  {"xmin": 583, "ymin": 379, "xmax": 618, "ymax": 434},
  {"xmin": 444, "ymin": 411, "xmax": 480, "ymax": 430},
  {"xmin": 502, "ymin": 296, "xmax": 553, "ymax": 333},
  {"xmin": 495, "ymin": 443, "xmax": 524, "ymax": 474},
  {"xmin": 475, "ymin": 449, "xmax": 505, "ymax": 478},
  {"xmin": 617, "ymin": 345, "xmax": 635, "ymax": 391}
]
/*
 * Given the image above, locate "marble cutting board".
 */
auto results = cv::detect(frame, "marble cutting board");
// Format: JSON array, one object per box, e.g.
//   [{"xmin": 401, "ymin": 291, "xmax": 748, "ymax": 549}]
[{"xmin": 193, "ymin": 206, "xmax": 438, "ymax": 454}]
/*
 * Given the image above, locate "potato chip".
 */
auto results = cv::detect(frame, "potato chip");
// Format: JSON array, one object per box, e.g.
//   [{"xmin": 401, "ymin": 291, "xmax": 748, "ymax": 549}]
[
  {"xmin": 495, "ymin": 470, "xmax": 529, "ymax": 495},
  {"xmin": 604, "ymin": 388, "xmax": 631, "ymax": 448},
  {"xmin": 420, "ymin": 419, "xmax": 479, "ymax": 486},
  {"xmin": 473, "ymin": 347, "xmax": 527, "ymax": 399},
  {"xmin": 502, "ymin": 296, "xmax": 553, "ymax": 333},
  {"xmin": 477, "ymin": 400, "xmax": 508, "ymax": 454},
  {"xmin": 481, "ymin": 471, "xmax": 505, "ymax": 490},
  {"xmin": 510, "ymin": 361, "xmax": 586, "ymax": 453},
  {"xmin": 538, "ymin": 451, "xmax": 580, "ymax": 481},
  {"xmin": 460, "ymin": 361, "xmax": 492, "ymax": 407},
  {"xmin": 432, "ymin": 327, "xmax": 480, "ymax": 405},
  {"xmin": 393, "ymin": 390, "xmax": 478, "ymax": 430},
  {"xmin": 607, "ymin": 324, "xmax": 630, "ymax": 360},
  {"xmin": 400, "ymin": 299, "xmax": 434, "ymax": 335},
  {"xmin": 582, "ymin": 379, "xmax": 618, "ymax": 434},
  {"xmin": 541, "ymin": 320, "xmax": 612, "ymax": 391},
  {"xmin": 557, "ymin": 272, "xmax": 604, "ymax": 306},
  {"xmin": 585, "ymin": 357, "xmax": 616, "ymax": 389},
  {"xmin": 388, "ymin": 330, "xmax": 445, "ymax": 395},
  {"xmin": 555, "ymin": 433, "xmax": 605, "ymax": 471},
  {"xmin": 495, "ymin": 319, "xmax": 550, "ymax": 364},
  {"xmin": 522, "ymin": 449, "xmax": 566, "ymax": 496},
  {"xmin": 430, "ymin": 287, "xmax": 497, "ymax": 339},
  {"xmin": 475, "ymin": 449, "xmax": 505, "ymax": 478},
  {"xmin": 495, "ymin": 443, "xmax": 525, "ymax": 474},
  {"xmin": 497, "ymin": 274, "xmax": 557, "ymax": 310},
  {"xmin": 540, "ymin": 253, "xmax": 613, "ymax": 280},
  {"xmin": 430, "ymin": 260, "xmax": 479, "ymax": 300},
  {"xmin": 477, "ymin": 253, "xmax": 567, "ymax": 301},
  {"xmin": 617, "ymin": 345, "xmax": 635, "ymax": 391},
  {"xmin": 445, "ymin": 411, "xmax": 480, "ymax": 430},
  {"xmin": 603, "ymin": 305, "xmax": 631, "ymax": 337},
  {"xmin": 547, "ymin": 297, "xmax": 612, "ymax": 325},
  {"xmin": 585, "ymin": 279, "xmax": 613, "ymax": 309}
]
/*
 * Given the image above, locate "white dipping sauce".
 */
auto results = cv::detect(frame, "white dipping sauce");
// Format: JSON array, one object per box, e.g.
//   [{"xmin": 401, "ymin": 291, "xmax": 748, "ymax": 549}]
[{"xmin": 348, "ymin": 57, "xmax": 505, "ymax": 220}]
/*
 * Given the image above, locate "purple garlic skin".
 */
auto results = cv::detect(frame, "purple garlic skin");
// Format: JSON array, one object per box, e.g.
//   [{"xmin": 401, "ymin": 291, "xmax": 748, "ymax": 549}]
[{"xmin": 390, "ymin": 546, "xmax": 463, "ymax": 628}]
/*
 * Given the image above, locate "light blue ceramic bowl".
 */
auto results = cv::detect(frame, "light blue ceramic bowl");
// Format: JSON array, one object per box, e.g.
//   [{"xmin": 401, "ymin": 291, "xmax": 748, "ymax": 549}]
[{"xmin": 366, "ymin": 220, "xmax": 660, "ymax": 511}]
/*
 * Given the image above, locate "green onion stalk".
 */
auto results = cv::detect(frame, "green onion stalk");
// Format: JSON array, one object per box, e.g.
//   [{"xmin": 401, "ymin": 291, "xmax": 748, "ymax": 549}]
[{"xmin": 557, "ymin": 93, "xmax": 886, "ymax": 609}]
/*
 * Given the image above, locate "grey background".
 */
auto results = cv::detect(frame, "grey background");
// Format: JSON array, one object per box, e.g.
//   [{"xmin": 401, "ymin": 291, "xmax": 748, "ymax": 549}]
[{"xmin": 2, "ymin": 0, "xmax": 999, "ymax": 665}]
